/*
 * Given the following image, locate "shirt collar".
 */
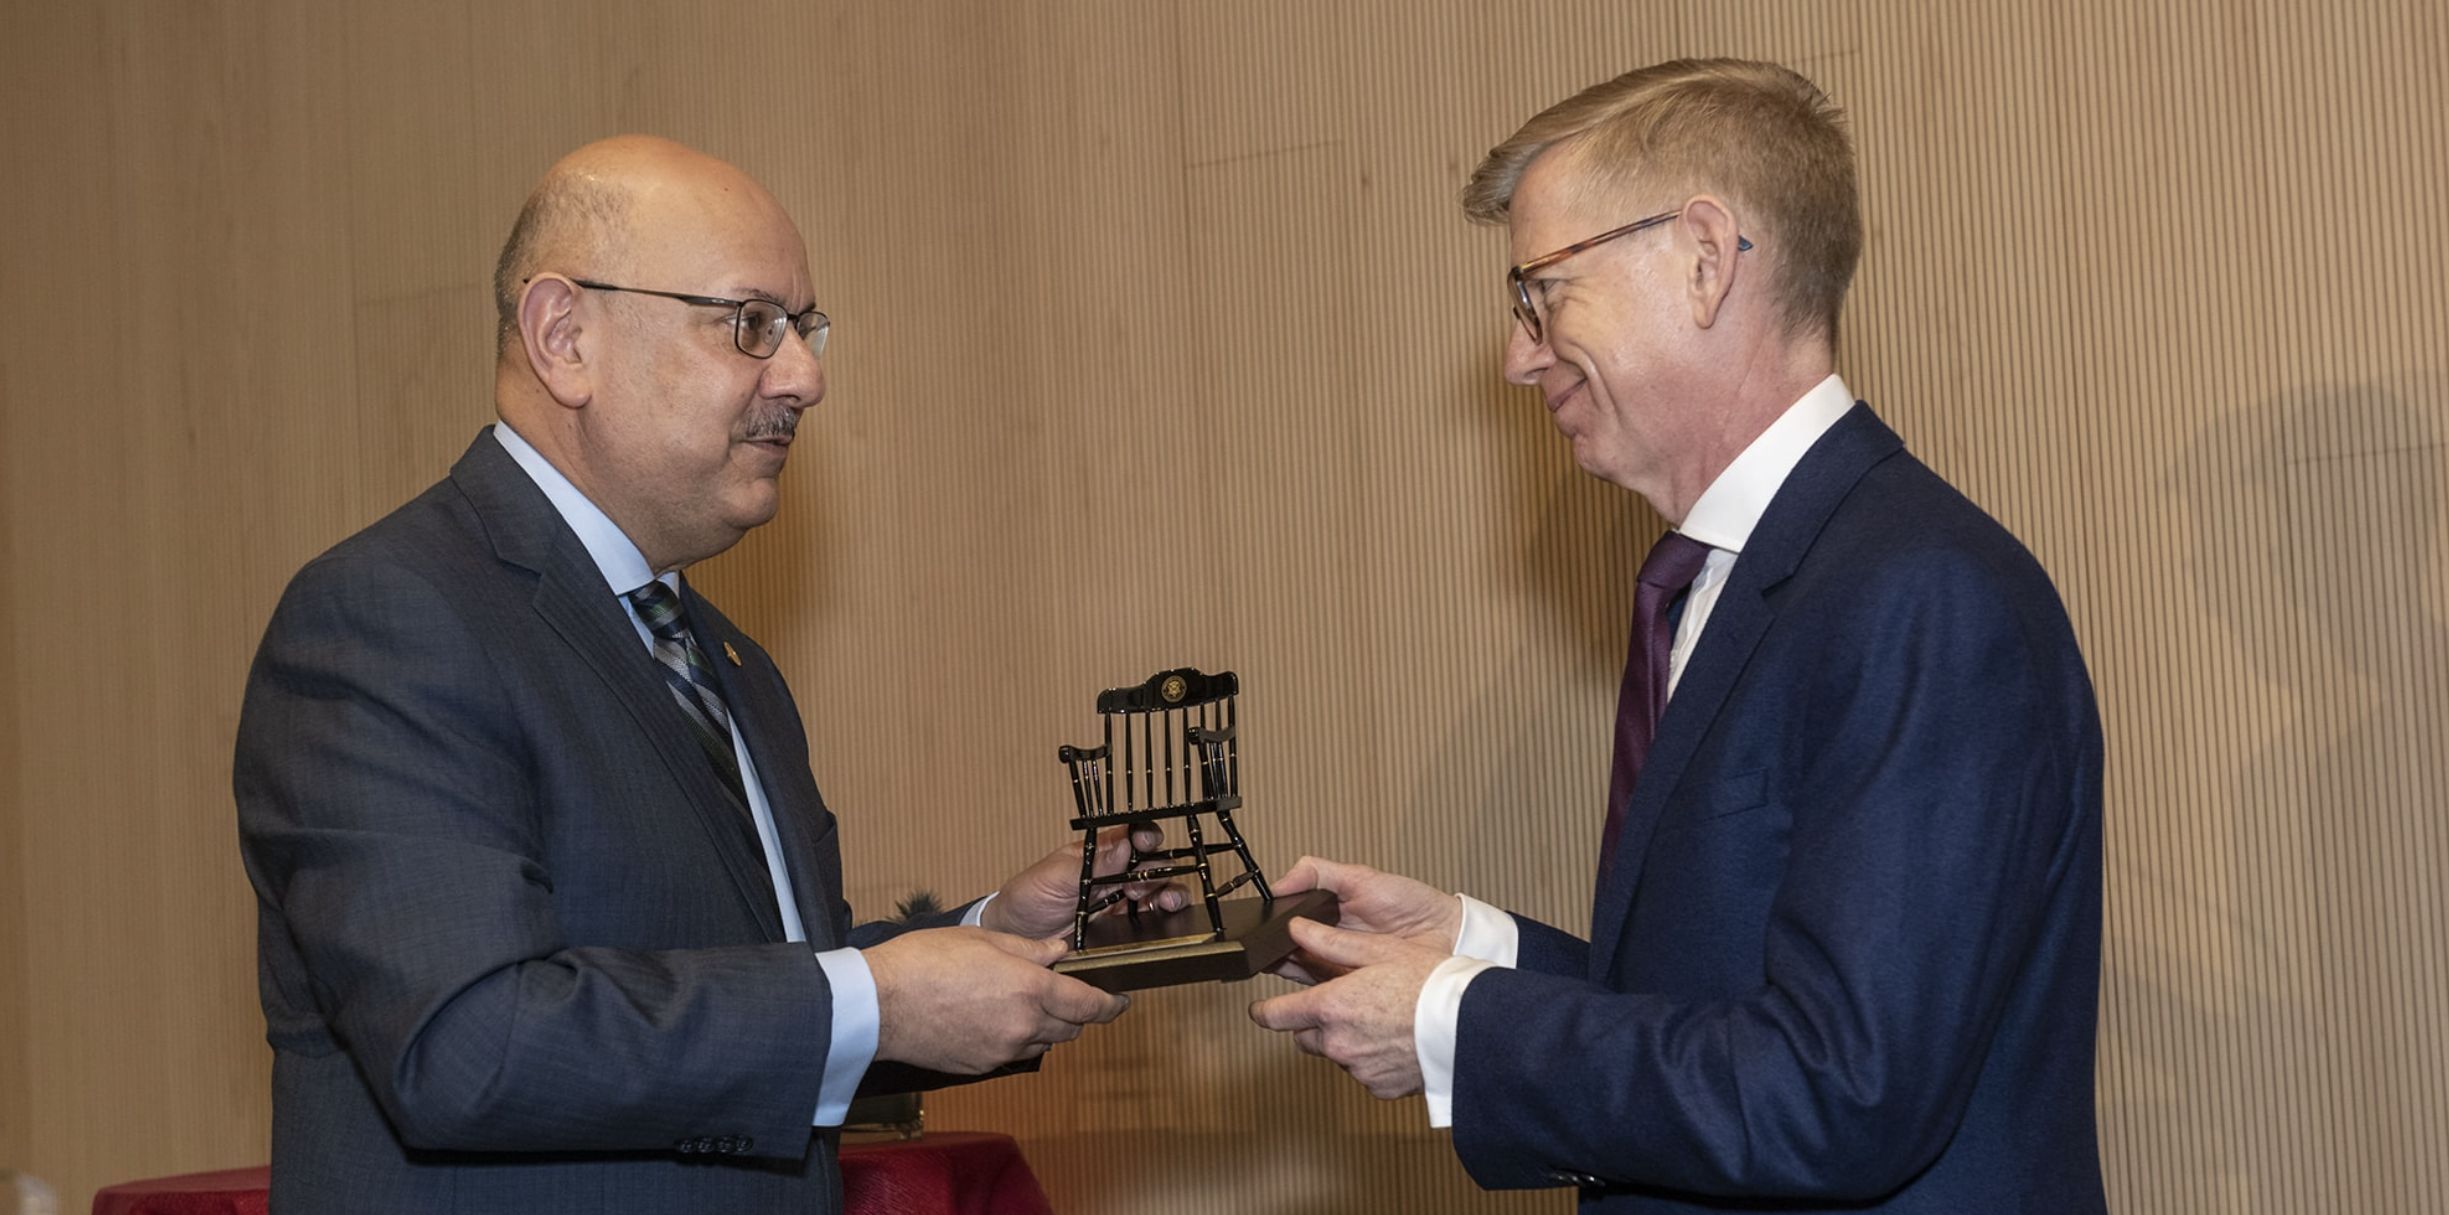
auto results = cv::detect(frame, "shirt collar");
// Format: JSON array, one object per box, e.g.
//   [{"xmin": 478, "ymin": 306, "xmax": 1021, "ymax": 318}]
[
  {"xmin": 1677, "ymin": 374, "xmax": 1854, "ymax": 555},
  {"xmin": 491, "ymin": 422, "xmax": 665, "ymax": 596}
]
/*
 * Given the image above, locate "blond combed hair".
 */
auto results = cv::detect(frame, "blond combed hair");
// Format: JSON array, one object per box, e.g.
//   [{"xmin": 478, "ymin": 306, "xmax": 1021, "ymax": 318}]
[{"xmin": 1463, "ymin": 58, "xmax": 1861, "ymax": 345}]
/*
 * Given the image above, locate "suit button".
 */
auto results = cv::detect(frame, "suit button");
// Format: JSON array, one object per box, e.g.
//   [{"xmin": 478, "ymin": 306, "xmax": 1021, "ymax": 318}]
[{"xmin": 734, "ymin": 1136, "xmax": 753, "ymax": 1153}]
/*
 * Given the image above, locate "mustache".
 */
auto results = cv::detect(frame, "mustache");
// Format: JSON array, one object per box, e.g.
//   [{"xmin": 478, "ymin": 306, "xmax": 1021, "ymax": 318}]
[{"xmin": 741, "ymin": 410, "xmax": 800, "ymax": 442}]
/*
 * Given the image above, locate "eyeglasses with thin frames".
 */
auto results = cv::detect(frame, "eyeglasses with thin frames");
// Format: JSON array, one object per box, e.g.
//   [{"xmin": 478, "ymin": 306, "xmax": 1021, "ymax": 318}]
[
  {"xmin": 570, "ymin": 279, "xmax": 830, "ymax": 360},
  {"xmin": 1506, "ymin": 211, "xmax": 1751, "ymax": 345}
]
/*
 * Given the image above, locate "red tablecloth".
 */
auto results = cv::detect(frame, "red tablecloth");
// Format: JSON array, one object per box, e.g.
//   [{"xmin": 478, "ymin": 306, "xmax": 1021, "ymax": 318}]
[
  {"xmin": 840, "ymin": 1132, "xmax": 1053, "ymax": 1215},
  {"xmin": 92, "ymin": 1132, "xmax": 1052, "ymax": 1215},
  {"xmin": 88, "ymin": 1167, "xmax": 266, "ymax": 1215}
]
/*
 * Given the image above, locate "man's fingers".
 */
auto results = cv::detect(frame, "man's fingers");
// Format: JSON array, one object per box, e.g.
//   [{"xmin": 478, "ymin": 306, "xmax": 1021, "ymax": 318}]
[
  {"xmin": 1041, "ymin": 974, "xmax": 1131, "ymax": 1026},
  {"xmin": 986, "ymin": 932, "xmax": 1071, "ymax": 967},
  {"xmin": 1286, "ymin": 916, "xmax": 1401, "ymax": 969},
  {"xmin": 1265, "ymin": 955, "xmax": 1325, "ymax": 986},
  {"xmin": 1271, "ymin": 855, "xmax": 1325, "ymax": 896},
  {"xmin": 869, "ymin": 928, "xmax": 1136, "ymax": 1073},
  {"xmin": 1136, "ymin": 883, "xmax": 1189, "ymax": 913},
  {"xmin": 1080, "ymin": 823, "xmax": 1189, "ymax": 912},
  {"xmin": 1082, "ymin": 988, "xmax": 1132, "ymax": 1024},
  {"xmin": 1247, "ymin": 988, "xmax": 1321, "ymax": 1034},
  {"xmin": 1089, "ymin": 823, "xmax": 1163, "ymax": 873}
]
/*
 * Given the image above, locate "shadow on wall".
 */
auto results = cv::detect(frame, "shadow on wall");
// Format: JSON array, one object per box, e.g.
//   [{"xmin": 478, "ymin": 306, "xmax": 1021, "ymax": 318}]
[{"xmin": 2161, "ymin": 380, "xmax": 2449, "ymax": 1212}]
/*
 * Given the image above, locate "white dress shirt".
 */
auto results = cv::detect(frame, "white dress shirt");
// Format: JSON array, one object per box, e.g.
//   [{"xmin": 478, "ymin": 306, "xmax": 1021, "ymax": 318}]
[{"xmin": 1414, "ymin": 374, "xmax": 1857, "ymax": 1126}]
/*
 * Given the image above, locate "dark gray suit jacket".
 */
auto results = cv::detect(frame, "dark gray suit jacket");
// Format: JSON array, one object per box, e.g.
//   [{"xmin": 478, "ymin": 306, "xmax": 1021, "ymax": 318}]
[
  {"xmin": 1452, "ymin": 406, "xmax": 2108, "ymax": 1212},
  {"xmin": 237, "ymin": 430, "xmax": 919, "ymax": 1213}
]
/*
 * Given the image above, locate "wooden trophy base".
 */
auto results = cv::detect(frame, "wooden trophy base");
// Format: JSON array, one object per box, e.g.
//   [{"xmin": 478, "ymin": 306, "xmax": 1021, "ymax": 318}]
[{"xmin": 1052, "ymin": 888, "xmax": 1339, "ymax": 992}]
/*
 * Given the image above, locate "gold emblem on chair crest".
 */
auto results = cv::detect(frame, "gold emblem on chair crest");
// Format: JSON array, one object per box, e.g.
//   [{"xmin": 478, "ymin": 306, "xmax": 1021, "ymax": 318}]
[{"xmin": 1161, "ymin": 674, "xmax": 1188, "ymax": 704}]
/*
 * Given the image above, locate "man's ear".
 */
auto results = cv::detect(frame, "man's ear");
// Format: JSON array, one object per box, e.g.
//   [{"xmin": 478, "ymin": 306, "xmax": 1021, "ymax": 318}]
[
  {"xmin": 1680, "ymin": 196, "xmax": 1745, "ymax": 330},
  {"xmin": 517, "ymin": 275, "xmax": 593, "ymax": 408}
]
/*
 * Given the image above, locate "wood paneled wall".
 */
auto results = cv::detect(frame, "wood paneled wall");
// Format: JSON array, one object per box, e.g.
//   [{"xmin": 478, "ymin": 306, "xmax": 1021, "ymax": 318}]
[{"xmin": 4, "ymin": 1, "xmax": 2443, "ymax": 1212}]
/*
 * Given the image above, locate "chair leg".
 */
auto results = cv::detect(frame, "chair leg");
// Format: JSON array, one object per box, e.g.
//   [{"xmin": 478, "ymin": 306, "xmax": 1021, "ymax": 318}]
[
  {"xmin": 1182, "ymin": 813, "xmax": 1226, "ymax": 935},
  {"xmin": 1072, "ymin": 821, "xmax": 1101, "ymax": 950},
  {"xmin": 1211, "ymin": 808, "xmax": 1273, "ymax": 902}
]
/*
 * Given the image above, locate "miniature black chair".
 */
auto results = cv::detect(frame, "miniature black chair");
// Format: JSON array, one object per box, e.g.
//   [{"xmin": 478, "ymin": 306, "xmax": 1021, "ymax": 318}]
[{"xmin": 1057, "ymin": 668, "xmax": 1273, "ymax": 950}]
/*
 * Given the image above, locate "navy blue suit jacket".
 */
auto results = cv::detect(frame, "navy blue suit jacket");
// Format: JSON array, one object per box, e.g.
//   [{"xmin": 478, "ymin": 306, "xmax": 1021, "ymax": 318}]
[
  {"xmin": 1451, "ymin": 405, "xmax": 2107, "ymax": 1212},
  {"xmin": 236, "ymin": 431, "xmax": 947, "ymax": 1214}
]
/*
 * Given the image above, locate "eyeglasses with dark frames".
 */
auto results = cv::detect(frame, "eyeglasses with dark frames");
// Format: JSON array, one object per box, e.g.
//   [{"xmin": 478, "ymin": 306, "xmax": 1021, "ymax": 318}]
[
  {"xmin": 571, "ymin": 279, "xmax": 830, "ymax": 360},
  {"xmin": 1506, "ymin": 211, "xmax": 1751, "ymax": 345}
]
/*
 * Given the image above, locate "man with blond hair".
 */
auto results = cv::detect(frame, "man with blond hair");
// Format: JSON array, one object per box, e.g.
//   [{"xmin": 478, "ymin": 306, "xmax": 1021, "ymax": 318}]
[{"xmin": 1252, "ymin": 60, "xmax": 2108, "ymax": 1213}]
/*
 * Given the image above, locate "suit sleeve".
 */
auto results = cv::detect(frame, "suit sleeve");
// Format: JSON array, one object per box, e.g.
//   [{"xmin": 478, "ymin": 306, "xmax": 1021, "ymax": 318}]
[
  {"xmin": 1452, "ymin": 543, "xmax": 2097, "ymax": 1200},
  {"xmin": 235, "ymin": 550, "xmax": 831, "ymax": 1157},
  {"xmin": 1510, "ymin": 914, "xmax": 1590, "ymax": 977}
]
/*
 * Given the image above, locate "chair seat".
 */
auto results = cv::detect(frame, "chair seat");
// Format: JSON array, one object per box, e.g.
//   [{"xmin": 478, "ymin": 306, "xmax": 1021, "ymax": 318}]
[{"xmin": 1068, "ymin": 793, "xmax": 1238, "ymax": 830}]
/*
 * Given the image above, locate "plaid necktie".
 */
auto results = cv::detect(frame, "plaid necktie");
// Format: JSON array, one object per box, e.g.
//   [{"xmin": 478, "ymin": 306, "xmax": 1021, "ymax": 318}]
[
  {"xmin": 626, "ymin": 580, "xmax": 749, "ymax": 807},
  {"xmin": 1600, "ymin": 531, "xmax": 1713, "ymax": 881}
]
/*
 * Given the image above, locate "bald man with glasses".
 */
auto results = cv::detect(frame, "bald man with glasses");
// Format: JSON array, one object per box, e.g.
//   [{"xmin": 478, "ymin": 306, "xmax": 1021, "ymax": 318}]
[{"xmin": 237, "ymin": 136, "xmax": 1167, "ymax": 1215}]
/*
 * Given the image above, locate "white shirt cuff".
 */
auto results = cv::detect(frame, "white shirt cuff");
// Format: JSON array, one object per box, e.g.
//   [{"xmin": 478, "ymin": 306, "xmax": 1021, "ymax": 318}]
[
  {"xmin": 1452, "ymin": 893, "xmax": 1519, "ymax": 965},
  {"xmin": 811, "ymin": 946, "xmax": 879, "ymax": 1125},
  {"xmin": 1415, "ymin": 894, "xmax": 1518, "ymax": 1128}
]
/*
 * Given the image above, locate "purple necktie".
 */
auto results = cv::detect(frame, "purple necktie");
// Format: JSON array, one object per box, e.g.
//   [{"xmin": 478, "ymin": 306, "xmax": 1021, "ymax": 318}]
[{"xmin": 1600, "ymin": 531, "xmax": 1713, "ymax": 880}]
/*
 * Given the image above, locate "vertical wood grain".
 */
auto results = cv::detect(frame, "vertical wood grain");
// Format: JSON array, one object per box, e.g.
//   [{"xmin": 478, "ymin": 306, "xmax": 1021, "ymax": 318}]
[{"xmin": 2, "ymin": 1, "xmax": 2443, "ymax": 1211}]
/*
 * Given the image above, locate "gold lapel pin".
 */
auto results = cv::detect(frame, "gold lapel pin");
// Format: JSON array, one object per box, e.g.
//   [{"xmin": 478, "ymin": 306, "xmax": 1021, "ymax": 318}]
[{"xmin": 723, "ymin": 642, "xmax": 742, "ymax": 667}]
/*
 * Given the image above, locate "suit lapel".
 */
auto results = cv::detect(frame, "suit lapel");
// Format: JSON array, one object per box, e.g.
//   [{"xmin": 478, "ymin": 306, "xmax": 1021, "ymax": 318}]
[
  {"xmin": 449, "ymin": 432, "xmax": 788, "ymax": 941},
  {"xmin": 1587, "ymin": 405, "xmax": 1902, "ymax": 974},
  {"xmin": 682, "ymin": 585, "xmax": 847, "ymax": 950}
]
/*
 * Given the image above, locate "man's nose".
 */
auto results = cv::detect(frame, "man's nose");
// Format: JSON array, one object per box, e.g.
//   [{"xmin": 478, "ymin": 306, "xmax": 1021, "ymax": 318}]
[
  {"xmin": 764, "ymin": 333, "xmax": 826, "ymax": 409},
  {"xmin": 1501, "ymin": 320, "xmax": 1549, "ymax": 386}
]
